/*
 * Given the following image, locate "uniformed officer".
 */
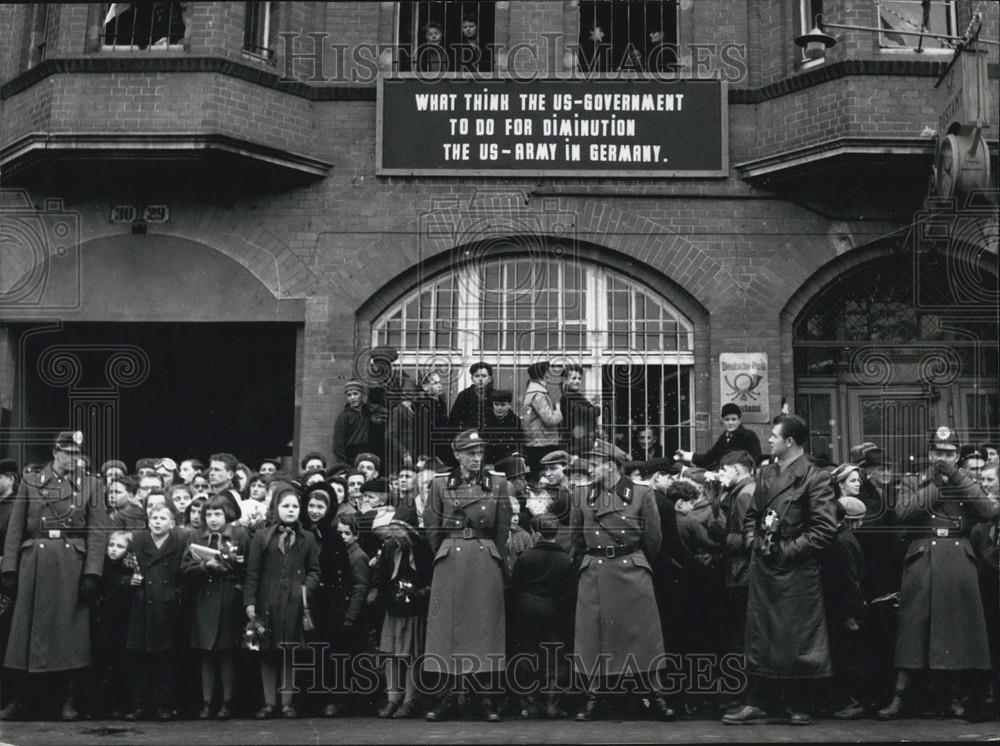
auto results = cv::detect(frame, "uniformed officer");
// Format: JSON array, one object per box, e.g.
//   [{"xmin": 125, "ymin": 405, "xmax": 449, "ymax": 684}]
[
  {"xmin": 878, "ymin": 425, "xmax": 997, "ymax": 720},
  {"xmin": 570, "ymin": 440, "xmax": 674, "ymax": 722},
  {"xmin": 423, "ymin": 429, "xmax": 511, "ymax": 722},
  {"xmin": 0, "ymin": 431, "xmax": 107, "ymax": 721}
]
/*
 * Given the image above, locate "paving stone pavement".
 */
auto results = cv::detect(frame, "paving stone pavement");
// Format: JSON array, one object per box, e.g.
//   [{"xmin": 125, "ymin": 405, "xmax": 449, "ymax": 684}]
[{"xmin": 2, "ymin": 716, "xmax": 999, "ymax": 745}]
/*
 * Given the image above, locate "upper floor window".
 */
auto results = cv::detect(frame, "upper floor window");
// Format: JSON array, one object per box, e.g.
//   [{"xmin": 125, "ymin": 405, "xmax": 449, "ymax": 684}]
[
  {"xmin": 103, "ymin": 2, "xmax": 186, "ymax": 50},
  {"xmin": 877, "ymin": 0, "xmax": 956, "ymax": 53},
  {"xmin": 397, "ymin": 1, "xmax": 495, "ymax": 73},
  {"xmin": 578, "ymin": 0, "xmax": 679, "ymax": 73},
  {"xmin": 243, "ymin": 1, "xmax": 274, "ymax": 60}
]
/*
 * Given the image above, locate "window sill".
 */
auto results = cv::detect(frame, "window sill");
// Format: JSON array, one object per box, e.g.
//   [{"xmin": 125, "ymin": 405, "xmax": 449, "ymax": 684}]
[{"xmin": 241, "ymin": 50, "xmax": 276, "ymax": 67}]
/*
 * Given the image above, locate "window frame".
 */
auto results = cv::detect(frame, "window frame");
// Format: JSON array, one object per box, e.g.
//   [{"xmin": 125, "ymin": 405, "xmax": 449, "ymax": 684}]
[
  {"xmin": 875, "ymin": 0, "xmax": 958, "ymax": 55},
  {"xmin": 372, "ymin": 259, "xmax": 696, "ymax": 444},
  {"xmin": 100, "ymin": 1, "xmax": 187, "ymax": 52},
  {"xmin": 576, "ymin": 0, "xmax": 680, "ymax": 74},
  {"xmin": 243, "ymin": 1, "xmax": 275, "ymax": 62},
  {"xmin": 395, "ymin": 1, "xmax": 496, "ymax": 74}
]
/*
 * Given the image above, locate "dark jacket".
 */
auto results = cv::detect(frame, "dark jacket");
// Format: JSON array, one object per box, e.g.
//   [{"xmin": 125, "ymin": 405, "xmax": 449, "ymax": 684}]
[
  {"xmin": 722, "ymin": 476, "xmax": 755, "ymax": 587},
  {"xmin": 561, "ymin": 389, "xmax": 600, "ymax": 455},
  {"xmin": 387, "ymin": 393, "xmax": 450, "ymax": 469},
  {"xmin": 693, "ymin": 425, "xmax": 762, "ymax": 469},
  {"xmin": 373, "ymin": 534, "xmax": 432, "ymax": 617},
  {"xmin": 333, "ymin": 403, "xmax": 371, "ymax": 464},
  {"xmin": 511, "ymin": 541, "xmax": 575, "ymax": 604},
  {"xmin": 481, "ymin": 410, "xmax": 524, "ymax": 465},
  {"xmin": 344, "ymin": 541, "xmax": 371, "ymax": 626},
  {"xmin": 449, "ymin": 385, "xmax": 492, "ymax": 433},
  {"xmin": 127, "ymin": 529, "xmax": 186, "ymax": 653},
  {"xmin": 821, "ymin": 526, "xmax": 866, "ymax": 622},
  {"xmin": 93, "ymin": 555, "xmax": 133, "ymax": 654},
  {"xmin": 181, "ymin": 524, "xmax": 250, "ymax": 651},
  {"xmin": 110, "ymin": 503, "xmax": 148, "ymax": 532}
]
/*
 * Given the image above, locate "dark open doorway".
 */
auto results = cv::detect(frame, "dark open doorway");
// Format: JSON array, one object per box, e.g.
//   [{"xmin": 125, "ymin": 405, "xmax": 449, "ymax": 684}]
[{"xmin": 8, "ymin": 322, "xmax": 298, "ymax": 470}]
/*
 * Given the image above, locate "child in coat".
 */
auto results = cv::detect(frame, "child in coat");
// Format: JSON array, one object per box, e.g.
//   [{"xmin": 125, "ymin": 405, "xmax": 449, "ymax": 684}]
[
  {"xmin": 125, "ymin": 502, "xmax": 186, "ymax": 720},
  {"xmin": 510, "ymin": 514, "xmax": 576, "ymax": 719},
  {"xmin": 244, "ymin": 487, "xmax": 321, "ymax": 719},
  {"xmin": 92, "ymin": 531, "xmax": 134, "ymax": 718},
  {"xmin": 370, "ymin": 515, "xmax": 432, "ymax": 719},
  {"xmin": 182, "ymin": 495, "xmax": 250, "ymax": 719},
  {"xmin": 337, "ymin": 514, "xmax": 372, "ymax": 712},
  {"xmin": 821, "ymin": 487, "xmax": 868, "ymax": 720}
]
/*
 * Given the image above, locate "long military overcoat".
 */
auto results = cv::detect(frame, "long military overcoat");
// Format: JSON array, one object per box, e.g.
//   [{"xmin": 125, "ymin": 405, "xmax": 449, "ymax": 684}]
[
  {"xmin": 570, "ymin": 477, "xmax": 665, "ymax": 676},
  {"xmin": 2, "ymin": 464, "xmax": 106, "ymax": 671},
  {"xmin": 422, "ymin": 467, "xmax": 510, "ymax": 676}
]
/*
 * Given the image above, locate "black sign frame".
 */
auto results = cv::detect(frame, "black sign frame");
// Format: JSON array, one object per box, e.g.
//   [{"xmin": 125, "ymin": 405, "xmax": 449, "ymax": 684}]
[{"xmin": 376, "ymin": 73, "xmax": 729, "ymax": 178}]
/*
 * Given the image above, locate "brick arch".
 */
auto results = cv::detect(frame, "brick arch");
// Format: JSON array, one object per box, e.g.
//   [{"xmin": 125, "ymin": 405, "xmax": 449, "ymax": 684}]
[
  {"xmin": 341, "ymin": 195, "xmax": 749, "ymax": 318},
  {"xmin": 156, "ymin": 204, "xmax": 326, "ymax": 299},
  {"xmin": 777, "ymin": 237, "xmax": 1000, "ymax": 395}
]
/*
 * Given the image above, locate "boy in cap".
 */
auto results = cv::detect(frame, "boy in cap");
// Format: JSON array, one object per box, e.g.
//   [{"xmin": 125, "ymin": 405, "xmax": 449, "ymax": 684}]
[
  {"xmin": 101, "ymin": 460, "xmax": 127, "ymax": 486},
  {"xmin": 482, "ymin": 389, "xmax": 524, "ymax": 466},
  {"xmin": 355, "ymin": 452, "xmax": 381, "ymax": 482},
  {"xmin": 334, "ymin": 380, "xmax": 372, "ymax": 466},
  {"xmin": 676, "ymin": 403, "xmax": 762, "ymax": 470},
  {"xmin": 1, "ymin": 431, "xmax": 107, "ymax": 721}
]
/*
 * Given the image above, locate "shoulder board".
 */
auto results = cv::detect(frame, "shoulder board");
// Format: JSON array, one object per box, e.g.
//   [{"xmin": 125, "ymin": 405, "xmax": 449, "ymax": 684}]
[
  {"xmin": 434, "ymin": 471, "xmax": 451, "ymax": 479},
  {"xmin": 488, "ymin": 470, "xmax": 504, "ymax": 478}
]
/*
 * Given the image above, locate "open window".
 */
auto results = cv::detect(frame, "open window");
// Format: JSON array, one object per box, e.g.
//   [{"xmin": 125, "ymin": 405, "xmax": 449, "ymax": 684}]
[
  {"xmin": 876, "ymin": 0, "xmax": 956, "ymax": 53},
  {"xmin": 397, "ymin": 1, "xmax": 495, "ymax": 73},
  {"xmin": 578, "ymin": 0, "xmax": 679, "ymax": 73},
  {"xmin": 102, "ymin": 2, "xmax": 186, "ymax": 50}
]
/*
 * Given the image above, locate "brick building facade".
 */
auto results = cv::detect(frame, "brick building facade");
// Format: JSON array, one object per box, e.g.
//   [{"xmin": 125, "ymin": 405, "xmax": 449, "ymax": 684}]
[{"xmin": 0, "ymin": 1, "xmax": 997, "ymax": 470}]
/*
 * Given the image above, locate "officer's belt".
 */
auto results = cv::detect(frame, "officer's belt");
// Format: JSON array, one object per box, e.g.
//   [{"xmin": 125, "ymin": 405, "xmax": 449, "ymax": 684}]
[
  {"xmin": 586, "ymin": 543, "xmax": 640, "ymax": 559},
  {"xmin": 439, "ymin": 516, "xmax": 487, "ymax": 538}
]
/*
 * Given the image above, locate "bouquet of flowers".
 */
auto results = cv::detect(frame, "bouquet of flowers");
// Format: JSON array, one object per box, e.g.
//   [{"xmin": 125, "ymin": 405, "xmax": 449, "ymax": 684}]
[{"xmin": 243, "ymin": 617, "xmax": 267, "ymax": 652}]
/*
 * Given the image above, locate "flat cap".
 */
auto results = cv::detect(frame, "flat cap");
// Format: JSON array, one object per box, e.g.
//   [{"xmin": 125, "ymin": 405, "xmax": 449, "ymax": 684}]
[
  {"xmin": 495, "ymin": 454, "xmax": 529, "ymax": 478},
  {"xmin": 540, "ymin": 450, "xmax": 570, "ymax": 466}
]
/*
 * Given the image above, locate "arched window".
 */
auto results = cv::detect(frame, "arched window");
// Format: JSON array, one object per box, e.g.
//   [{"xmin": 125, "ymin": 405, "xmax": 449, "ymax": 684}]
[
  {"xmin": 793, "ymin": 252, "xmax": 998, "ymax": 468},
  {"xmin": 373, "ymin": 256, "xmax": 695, "ymax": 454}
]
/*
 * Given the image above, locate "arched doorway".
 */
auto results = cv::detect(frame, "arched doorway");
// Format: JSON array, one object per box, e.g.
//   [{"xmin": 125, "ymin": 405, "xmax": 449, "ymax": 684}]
[
  {"xmin": 0, "ymin": 234, "xmax": 304, "ymax": 469},
  {"xmin": 792, "ymin": 250, "xmax": 998, "ymax": 472},
  {"xmin": 370, "ymin": 252, "xmax": 697, "ymax": 456}
]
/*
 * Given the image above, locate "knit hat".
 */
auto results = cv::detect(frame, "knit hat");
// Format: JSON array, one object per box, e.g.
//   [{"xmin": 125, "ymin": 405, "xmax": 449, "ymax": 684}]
[{"xmin": 720, "ymin": 403, "xmax": 742, "ymax": 418}]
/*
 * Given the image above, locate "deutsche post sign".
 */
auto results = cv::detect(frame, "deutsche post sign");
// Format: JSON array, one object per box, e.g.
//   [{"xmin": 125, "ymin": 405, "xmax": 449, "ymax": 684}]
[
  {"xmin": 719, "ymin": 353, "xmax": 769, "ymax": 424},
  {"xmin": 377, "ymin": 75, "xmax": 728, "ymax": 177}
]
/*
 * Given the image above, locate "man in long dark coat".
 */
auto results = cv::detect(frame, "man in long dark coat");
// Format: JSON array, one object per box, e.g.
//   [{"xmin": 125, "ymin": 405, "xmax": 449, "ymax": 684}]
[
  {"xmin": 570, "ymin": 441, "xmax": 674, "ymax": 722},
  {"xmin": 723, "ymin": 414, "xmax": 837, "ymax": 726},
  {"xmin": 1, "ymin": 432, "xmax": 107, "ymax": 720},
  {"xmin": 877, "ymin": 426, "xmax": 996, "ymax": 720}
]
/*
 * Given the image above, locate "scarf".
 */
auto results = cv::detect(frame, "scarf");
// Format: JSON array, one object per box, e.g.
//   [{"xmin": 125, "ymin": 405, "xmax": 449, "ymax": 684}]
[{"xmin": 277, "ymin": 524, "xmax": 297, "ymax": 555}]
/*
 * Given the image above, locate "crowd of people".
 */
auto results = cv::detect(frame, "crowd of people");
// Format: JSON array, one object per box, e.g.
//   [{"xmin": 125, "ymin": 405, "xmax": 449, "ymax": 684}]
[{"xmin": 0, "ymin": 355, "xmax": 997, "ymax": 727}]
